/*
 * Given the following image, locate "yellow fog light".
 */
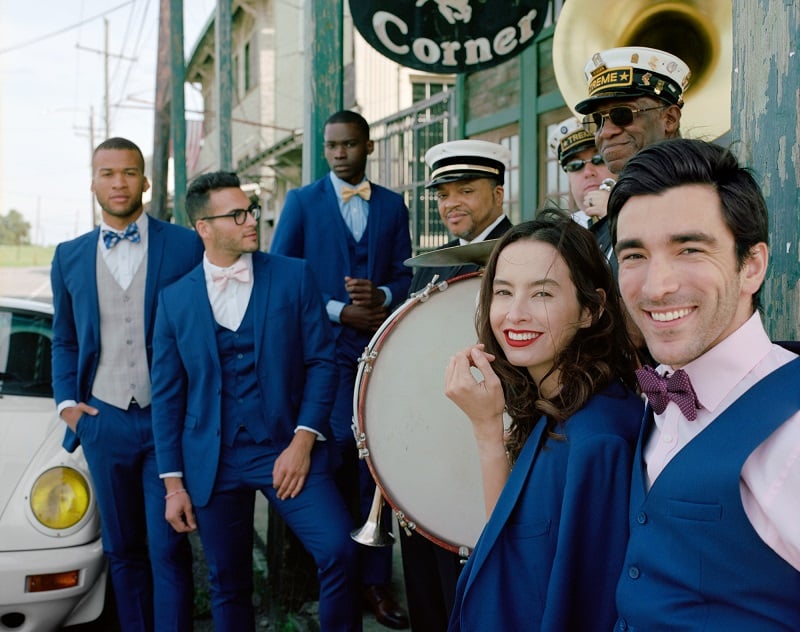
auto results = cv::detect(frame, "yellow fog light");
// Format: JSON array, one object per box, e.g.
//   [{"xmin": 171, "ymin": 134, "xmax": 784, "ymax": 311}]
[{"xmin": 29, "ymin": 467, "xmax": 91, "ymax": 529}]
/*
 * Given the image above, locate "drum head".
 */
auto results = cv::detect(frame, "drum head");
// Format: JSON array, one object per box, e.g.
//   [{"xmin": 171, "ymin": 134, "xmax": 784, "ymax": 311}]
[{"xmin": 354, "ymin": 273, "xmax": 486, "ymax": 554}]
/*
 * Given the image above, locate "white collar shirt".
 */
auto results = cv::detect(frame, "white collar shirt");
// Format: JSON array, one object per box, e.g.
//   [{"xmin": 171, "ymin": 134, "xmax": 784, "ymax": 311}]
[
  {"xmin": 203, "ymin": 252, "xmax": 254, "ymax": 331},
  {"xmin": 98, "ymin": 212, "xmax": 148, "ymax": 290}
]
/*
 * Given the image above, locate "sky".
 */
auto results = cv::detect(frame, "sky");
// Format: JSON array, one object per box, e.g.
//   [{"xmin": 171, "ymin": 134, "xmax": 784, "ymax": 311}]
[{"xmin": 0, "ymin": 0, "xmax": 215, "ymax": 245}]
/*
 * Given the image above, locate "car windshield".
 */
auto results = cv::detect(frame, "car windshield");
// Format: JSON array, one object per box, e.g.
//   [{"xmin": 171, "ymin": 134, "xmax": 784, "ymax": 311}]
[{"xmin": 0, "ymin": 307, "xmax": 53, "ymax": 398}]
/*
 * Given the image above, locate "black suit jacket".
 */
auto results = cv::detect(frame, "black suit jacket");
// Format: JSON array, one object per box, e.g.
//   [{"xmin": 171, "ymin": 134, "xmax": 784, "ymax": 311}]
[{"xmin": 408, "ymin": 217, "xmax": 513, "ymax": 295}]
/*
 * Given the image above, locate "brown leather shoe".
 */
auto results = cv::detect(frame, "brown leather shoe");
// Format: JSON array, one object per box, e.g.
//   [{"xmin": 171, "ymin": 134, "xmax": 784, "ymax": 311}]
[{"xmin": 363, "ymin": 584, "xmax": 409, "ymax": 629}]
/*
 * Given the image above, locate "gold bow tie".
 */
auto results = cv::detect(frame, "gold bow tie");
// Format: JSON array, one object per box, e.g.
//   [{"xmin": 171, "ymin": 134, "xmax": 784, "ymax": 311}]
[{"xmin": 341, "ymin": 182, "xmax": 371, "ymax": 203}]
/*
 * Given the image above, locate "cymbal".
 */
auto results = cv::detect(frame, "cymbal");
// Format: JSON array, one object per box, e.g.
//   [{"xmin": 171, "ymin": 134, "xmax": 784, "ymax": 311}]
[{"xmin": 404, "ymin": 239, "xmax": 499, "ymax": 268}]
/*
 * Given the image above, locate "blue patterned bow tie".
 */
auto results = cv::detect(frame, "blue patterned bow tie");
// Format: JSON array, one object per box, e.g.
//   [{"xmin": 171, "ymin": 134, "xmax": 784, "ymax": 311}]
[
  {"xmin": 102, "ymin": 222, "xmax": 141, "ymax": 249},
  {"xmin": 636, "ymin": 365, "xmax": 701, "ymax": 421}
]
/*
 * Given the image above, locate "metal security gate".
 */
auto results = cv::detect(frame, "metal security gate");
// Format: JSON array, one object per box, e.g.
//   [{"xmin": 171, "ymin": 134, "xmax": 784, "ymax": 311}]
[{"xmin": 367, "ymin": 91, "xmax": 457, "ymax": 256}]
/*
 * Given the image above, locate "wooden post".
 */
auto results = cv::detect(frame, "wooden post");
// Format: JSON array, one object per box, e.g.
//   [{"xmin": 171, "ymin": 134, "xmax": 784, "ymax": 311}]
[{"xmin": 732, "ymin": 2, "xmax": 800, "ymax": 340}]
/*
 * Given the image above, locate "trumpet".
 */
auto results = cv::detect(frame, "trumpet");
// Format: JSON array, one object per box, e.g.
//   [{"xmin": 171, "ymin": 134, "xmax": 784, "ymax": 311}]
[{"xmin": 351, "ymin": 486, "xmax": 395, "ymax": 547}]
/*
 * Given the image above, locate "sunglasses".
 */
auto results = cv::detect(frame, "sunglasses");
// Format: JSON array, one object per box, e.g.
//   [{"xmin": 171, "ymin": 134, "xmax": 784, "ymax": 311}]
[
  {"xmin": 563, "ymin": 154, "xmax": 605, "ymax": 173},
  {"xmin": 199, "ymin": 203, "xmax": 261, "ymax": 226},
  {"xmin": 581, "ymin": 104, "xmax": 668, "ymax": 133}
]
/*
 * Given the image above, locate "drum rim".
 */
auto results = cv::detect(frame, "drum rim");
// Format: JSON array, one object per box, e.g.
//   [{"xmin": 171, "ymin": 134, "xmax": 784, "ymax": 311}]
[{"xmin": 353, "ymin": 271, "xmax": 483, "ymax": 555}]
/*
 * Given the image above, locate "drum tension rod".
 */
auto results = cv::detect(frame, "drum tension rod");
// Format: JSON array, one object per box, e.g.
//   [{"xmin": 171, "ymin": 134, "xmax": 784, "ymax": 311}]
[
  {"xmin": 410, "ymin": 274, "xmax": 447, "ymax": 303},
  {"xmin": 358, "ymin": 347, "xmax": 378, "ymax": 373},
  {"xmin": 351, "ymin": 420, "xmax": 369, "ymax": 459},
  {"xmin": 395, "ymin": 511, "xmax": 416, "ymax": 537}
]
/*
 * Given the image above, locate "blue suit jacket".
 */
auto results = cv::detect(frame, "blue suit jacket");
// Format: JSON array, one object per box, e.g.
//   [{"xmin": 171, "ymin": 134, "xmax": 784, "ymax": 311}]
[
  {"xmin": 449, "ymin": 382, "xmax": 644, "ymax": 632},
  {"xmin": 150, "ymin": 252, "xmax": 338, "ymax": 508},
  {"xmin": 270, "ymin": 176, "xmax": 412, "ymax": 337},
  {"xmin": 50, "ymin": 216, "xmax": 204, "ymax": 452}
]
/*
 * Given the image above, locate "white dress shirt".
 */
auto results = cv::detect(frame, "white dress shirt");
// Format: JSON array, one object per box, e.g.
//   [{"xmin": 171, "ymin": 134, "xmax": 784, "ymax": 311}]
[
  {"xmin": 203, "ymin": 252, "xmax": 254, "ymax": 331},
  {"xmin": 98, "ymin": 212, "xmax": 148, "ymax": 290},
  {"xmin": 458, "ymin": 214, "xmax": 508, "ymax": 246}
]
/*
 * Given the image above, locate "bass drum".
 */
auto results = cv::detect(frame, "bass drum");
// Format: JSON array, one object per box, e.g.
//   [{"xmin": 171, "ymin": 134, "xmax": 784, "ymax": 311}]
[{"xmin": 353, "ymin": 272, "xmax": 486, "ymax": 556}]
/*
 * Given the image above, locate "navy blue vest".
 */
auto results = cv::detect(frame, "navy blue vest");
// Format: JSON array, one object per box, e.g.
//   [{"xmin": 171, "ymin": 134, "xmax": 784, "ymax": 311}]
[
  {"xmin": 616, "ymin": 358, "xmax": 800, "ymax": 631},
  {"xmin": 337, "ymin": 219, "xmax": 372, "ymax": 359},
  {"xmin": 216, "ymin": 299, "xmax": 269, "ymax": 446}
]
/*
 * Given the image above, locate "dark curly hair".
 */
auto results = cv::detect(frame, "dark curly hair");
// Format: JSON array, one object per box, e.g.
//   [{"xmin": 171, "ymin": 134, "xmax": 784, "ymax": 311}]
[{"xmin": 475, "ymin": 209, "xmax": 639, "ymax": 461}]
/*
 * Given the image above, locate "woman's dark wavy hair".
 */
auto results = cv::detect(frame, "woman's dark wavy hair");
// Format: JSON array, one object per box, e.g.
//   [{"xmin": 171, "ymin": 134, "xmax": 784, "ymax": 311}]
[
  {"xmin": 476, "ymin": 209, "xmax": 639, "ymax": 461},
  {"xmin": 607, "ymin": 138, "xmax": 769, "ymax": 311}
]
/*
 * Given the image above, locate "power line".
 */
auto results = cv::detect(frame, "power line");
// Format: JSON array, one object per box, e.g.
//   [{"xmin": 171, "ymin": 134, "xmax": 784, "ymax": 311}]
[{"xmin": 0, "ymin": 1, "xmax": 135, "ymax": 55}]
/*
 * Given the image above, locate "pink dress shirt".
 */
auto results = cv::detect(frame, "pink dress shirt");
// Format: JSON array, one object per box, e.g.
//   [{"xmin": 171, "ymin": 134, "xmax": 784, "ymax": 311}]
[{"xmin": 644, "ymin": 312, "xmax": 800, "ymax": 571}]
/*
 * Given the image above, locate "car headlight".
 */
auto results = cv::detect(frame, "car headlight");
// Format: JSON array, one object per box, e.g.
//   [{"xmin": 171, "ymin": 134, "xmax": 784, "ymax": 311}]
[{"xmin": 29, "ymin": 467, "xmax": 91, "ymax": 530}]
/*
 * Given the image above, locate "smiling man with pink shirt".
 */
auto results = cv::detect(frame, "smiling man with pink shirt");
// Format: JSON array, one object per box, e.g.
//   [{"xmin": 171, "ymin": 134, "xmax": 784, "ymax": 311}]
[{"xmin": 609, "ymin": 138, "xmax": 800, "ymax": 631}]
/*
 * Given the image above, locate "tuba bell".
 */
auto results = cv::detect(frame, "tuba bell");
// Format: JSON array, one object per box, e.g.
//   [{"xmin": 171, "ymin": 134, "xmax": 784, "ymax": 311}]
[{"xmin": 552, "ymin": 0, "xmax": 732, "ymax": 142}]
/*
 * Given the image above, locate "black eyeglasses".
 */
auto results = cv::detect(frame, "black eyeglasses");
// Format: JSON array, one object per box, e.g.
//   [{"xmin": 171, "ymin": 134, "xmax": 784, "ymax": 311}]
[
  {"xmin": 199, "ymin": 203, "xmax": 261, "ymax": 225},
  {"xmin": 564, "ymin": 154, "xmax": 605, "ymax": 173},
  {"xmin": 581, "ymin": 104, "xmax": 668, "ymax": 133}
]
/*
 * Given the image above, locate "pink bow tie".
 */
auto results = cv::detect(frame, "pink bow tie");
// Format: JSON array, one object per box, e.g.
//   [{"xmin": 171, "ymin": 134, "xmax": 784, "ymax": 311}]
[
  {"xmin": 341, "ymin": 182, "xmax": 371, "ymax": 203},
  {"xmin": 210, "ymin": 260, "xmax": 250, "ymax": 290},
  {"xmin": 636, "ymin": 365, "xmax": 701, "ymax": 421}
]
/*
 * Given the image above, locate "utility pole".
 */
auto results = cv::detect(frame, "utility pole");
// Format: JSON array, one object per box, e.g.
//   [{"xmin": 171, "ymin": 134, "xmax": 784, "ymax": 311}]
[
  {"xmin": 75, "ymin": 20, "xmax": 136, "ymax": 141},
  {"xmin": 89, "ymin": 106, "xmax": 97, "ymax": 227},
  {"xmin": 104, "ymin": 18, "xmax": 110, "ymax": 138}
]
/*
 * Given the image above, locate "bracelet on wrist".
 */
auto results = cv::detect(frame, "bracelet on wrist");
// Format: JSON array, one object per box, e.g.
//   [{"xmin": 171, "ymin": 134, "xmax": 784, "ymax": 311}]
[{"xmin": 164, "ymin": 488, "xmax": 187, "ymax": 500}]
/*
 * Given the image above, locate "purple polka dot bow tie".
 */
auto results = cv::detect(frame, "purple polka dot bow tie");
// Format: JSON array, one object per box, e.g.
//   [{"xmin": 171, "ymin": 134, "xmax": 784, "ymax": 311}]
[
  {"xmin": 102, "ymin": 222, "xmax": 141, "ymax": 249},
  {"xmin": 635, "ymin": 365, "xmax": 701, "ymax": 421}
]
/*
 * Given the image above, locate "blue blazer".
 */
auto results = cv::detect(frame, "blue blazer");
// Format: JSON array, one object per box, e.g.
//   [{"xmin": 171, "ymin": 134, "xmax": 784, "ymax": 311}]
[
  {"xmin": 50, "ymin": 217, "xmax": 204, "ymax": 452},
  {"xmin": 270, "ymin": 176, "xmax": 412, "ymax": 335},
  {"xmin": 150, "ymin": 252, "xmax": 338, "ymax": 508},
  {"xmin": 449, "ymin": 382, "xmax": 644, "ymax": 632}
]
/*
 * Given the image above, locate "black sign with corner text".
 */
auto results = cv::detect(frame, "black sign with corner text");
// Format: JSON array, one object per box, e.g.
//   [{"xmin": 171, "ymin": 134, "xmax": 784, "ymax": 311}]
[{"xmin": 350, "ymin": 0, "xmax": 551, "ymax": 74}]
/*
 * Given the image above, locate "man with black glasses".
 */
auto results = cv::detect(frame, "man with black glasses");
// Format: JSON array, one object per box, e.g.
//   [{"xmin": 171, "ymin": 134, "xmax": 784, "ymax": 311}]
[
  {"xmin": 151, "ymin": 171, "xmax": 361, "ymax": 631},
  {"xmin": 574, "ymin": 46, "xmax": 691, "ymax": 175}
]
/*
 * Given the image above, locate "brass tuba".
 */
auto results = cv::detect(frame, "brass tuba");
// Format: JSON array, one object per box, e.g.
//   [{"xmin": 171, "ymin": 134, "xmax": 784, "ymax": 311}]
[{"xmin": 553, "ymin": 0, "xmax": 732, "ymax": 141}]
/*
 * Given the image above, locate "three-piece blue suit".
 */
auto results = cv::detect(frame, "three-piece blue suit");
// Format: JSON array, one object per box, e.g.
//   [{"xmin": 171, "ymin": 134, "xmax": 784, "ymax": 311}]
[
  {"xmin": 50, "ymin": 216, "xmax": 203, "ymax": 631},
  {"xmin": 271, "ymin": 175, "xmax": 412, "ymax": 588},
  {"xmin": 448, "ymin": 382, "xmax": 643, "ymax": 632},
  {"xmin": 150, "ymin": 252, "xmax": 360, "ymax": 631}
]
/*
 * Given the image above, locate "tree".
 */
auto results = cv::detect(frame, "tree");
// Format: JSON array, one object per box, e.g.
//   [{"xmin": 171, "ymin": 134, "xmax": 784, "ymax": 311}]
[{"xmin": 0, "ymin": 209, "xmax": 31, "ymax": 245}]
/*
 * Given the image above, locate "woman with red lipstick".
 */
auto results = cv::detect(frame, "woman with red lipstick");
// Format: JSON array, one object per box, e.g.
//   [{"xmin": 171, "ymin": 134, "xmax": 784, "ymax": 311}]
[{"xmin": 444, "ymin": 210, "xmax": 643, "ymax": 631}]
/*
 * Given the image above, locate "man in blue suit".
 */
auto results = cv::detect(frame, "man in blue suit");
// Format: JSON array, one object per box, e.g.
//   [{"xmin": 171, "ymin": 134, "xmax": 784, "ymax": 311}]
[
  {"xmin": 151, "ymin": 171, "xmax": 361, "ymax": 632},
  {"xmin": 50, "ymin": 137, "xmax": 199, "ymax": 631},
  {"xmin": 270, "ymin": 110, "xmax": 412, "ymax": 629}
]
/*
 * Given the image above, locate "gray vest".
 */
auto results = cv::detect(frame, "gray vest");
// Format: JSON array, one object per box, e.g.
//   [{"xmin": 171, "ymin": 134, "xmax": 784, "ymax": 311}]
[{"xmin": 91, "ymin": 250, "xmax": 150, "ymax": 409}]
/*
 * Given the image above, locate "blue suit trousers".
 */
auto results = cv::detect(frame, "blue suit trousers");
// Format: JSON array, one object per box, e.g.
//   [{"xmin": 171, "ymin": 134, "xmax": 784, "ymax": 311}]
[
  {"xmin": 77, "ymin": 398, "xmax": 194, "ymax": 632},
  {"xmin": 193, "ymin": 430, "xmax": 362, "ymax": 632}
]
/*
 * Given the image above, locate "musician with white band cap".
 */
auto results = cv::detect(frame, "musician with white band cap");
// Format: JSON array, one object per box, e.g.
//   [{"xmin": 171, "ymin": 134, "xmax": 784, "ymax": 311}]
[
  {"xmin": 575, "ymin": 46, "xmax": 691, "ymax": 175},
  {"xmin": 402, "ymin": 139, "xmax": 512, "ymax": 631},
  {"xmin": 548, "ymin": 116, "xmax": 616, "ymax": 228},
  {"xmin": 407, "ymin": 139, "xmax": 512, "ymax": 295}
]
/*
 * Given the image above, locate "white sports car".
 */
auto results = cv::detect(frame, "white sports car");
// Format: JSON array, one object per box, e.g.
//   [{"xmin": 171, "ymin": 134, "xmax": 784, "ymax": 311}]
[{"xmin": 0, "ymin": 297, "xmax": 108, "ymax": 630}]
